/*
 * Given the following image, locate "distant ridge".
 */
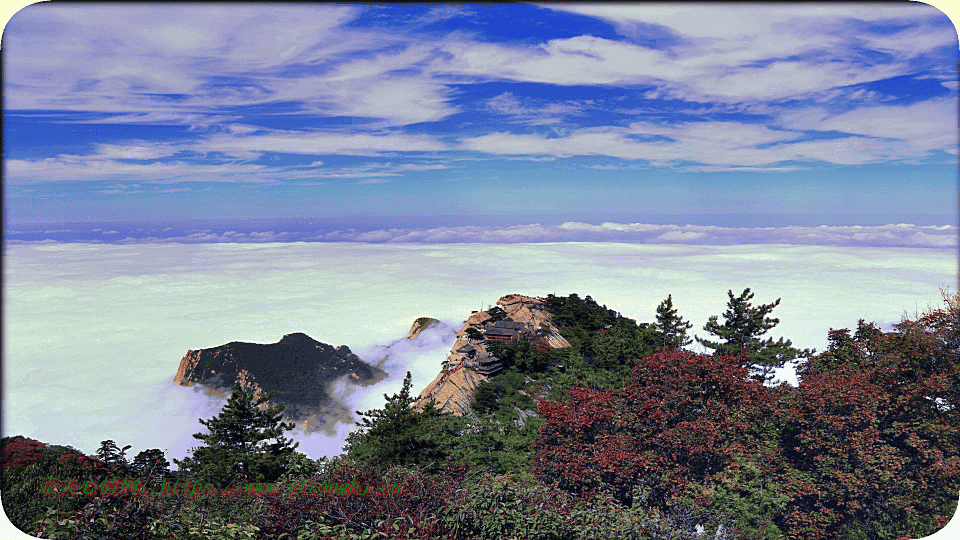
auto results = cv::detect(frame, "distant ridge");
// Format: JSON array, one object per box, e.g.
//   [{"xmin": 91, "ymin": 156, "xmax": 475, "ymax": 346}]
[{"xmin": 174, "ymin": 332, "xmax": 388, "ymax": 435}]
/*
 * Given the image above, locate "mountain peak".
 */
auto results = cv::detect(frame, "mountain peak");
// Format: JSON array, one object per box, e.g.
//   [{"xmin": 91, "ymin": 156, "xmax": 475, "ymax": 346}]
[
  {"xmin": 173, "ymin": 333, "xmax": 386, "ymax": 435},
  {"xmin": 278, "ymin": 332, "xmax": 319, "ymax": 345},
  {"xmin": 413, "ymin": 294, "xmax": 570, "ymax": 416}
]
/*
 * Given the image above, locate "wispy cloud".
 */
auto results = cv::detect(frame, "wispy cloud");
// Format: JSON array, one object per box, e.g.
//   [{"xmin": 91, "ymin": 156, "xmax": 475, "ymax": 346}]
[
  {"xmin": 458, "ymin": 110, "xmax": 956, "ymax": 166},
  {"xmin": 485, "ymin": 92, "xmax": 585, "ymax": 125},
  {"xmin": 5, "ymin": 137, "xmax": 451, "ymax": 185},
  {"xmin": 541, "ymin": 4, "xmax": 955, "ymax": 99}
]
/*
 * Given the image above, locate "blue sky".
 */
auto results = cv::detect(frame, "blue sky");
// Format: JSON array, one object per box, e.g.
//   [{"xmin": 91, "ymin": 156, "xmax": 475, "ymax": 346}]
[{"xmin": 4, "ymin": 3, "xmax": 958, "ymax": 231}]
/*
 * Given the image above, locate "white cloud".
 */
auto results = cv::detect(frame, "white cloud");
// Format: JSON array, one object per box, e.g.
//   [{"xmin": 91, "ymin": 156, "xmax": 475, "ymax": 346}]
[
  {"xmin": 4, "ymin": 156, "xmax": 275, "ymax": 184},
  {"xmin": 303, "ymin": 222, "xmax": 960, "ymax": 249},
  {"xmin": 200, "ymin": 131, "xmax": 448, "ymax": 158},
  {"xmin": 5, "ymin": 133, "xmax": 451, "ymax": 185},
  {"xmin": 435, "ymin": 36, "xmax": 667, "ymax": 87},
  {"xmin": 86, "ymin": 113, "xmax": 243, "ymax": 129},
  {"xmin": 5, "ymin": 241, "xmax": 955, "ymax": 466},
  {"xmin": 485, "ymin": 92, "xmax": 585, "ymax": 125},
  {"xmin": 464, "ymin": 4, "xmax": 954, "ymax": 103},
  {"xmin": 4, "ymin": 4, "xmax": 954, "ymax": 177},
  {"xmin": 12, "ymin": 222, "xmax": 951, "ymax": 250},
  {"xmin": 805, "ymin": 98, "xmax": 957, "ymax": 153},
  {"xmin": 92, "ymin": 143, "xmax": 179, "ymax": 161},
  {"xmin": 4, "ymin": 4, "xmax": 453, "ymax": 125},
  {"xmin": 543, "ymin": 4, "xmax": 951, "ymax": 59},
  {"xmin": 6, "ymin": 4, "xmax": 953, "ymax": 123},
  {"xmin": 459, "ymin": 109, "xmax": 955, "ymax": 167}
]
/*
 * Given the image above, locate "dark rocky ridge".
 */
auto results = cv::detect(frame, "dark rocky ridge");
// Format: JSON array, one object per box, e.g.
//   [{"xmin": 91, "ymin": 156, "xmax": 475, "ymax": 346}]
[{"xmin": 173, "ymin": 332, "xmax": 387, "ymax": 435}]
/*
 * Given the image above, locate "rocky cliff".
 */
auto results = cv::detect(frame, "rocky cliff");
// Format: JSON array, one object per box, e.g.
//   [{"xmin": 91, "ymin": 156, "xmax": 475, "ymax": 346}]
[
  {"xmin": 413, "ymin": 294, "xmax": 571, "ymax": 416},
  {"xmin": 407, "ymin": 317, "xmax": 441, "ymax": 339},
  {"xmin": 174, "ymin": 332, "xmax": 387, "ymax": 435}
]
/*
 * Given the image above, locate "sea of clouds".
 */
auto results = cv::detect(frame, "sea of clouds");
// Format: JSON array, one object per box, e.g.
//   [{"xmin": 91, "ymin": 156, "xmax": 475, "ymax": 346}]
[
  {"xmin": 5, "ymin": 239, "xmax": 955, "ymax": 466},
  {"xmin": 7, "ymin": 220, "xmax": 959, "ymax": 249}
]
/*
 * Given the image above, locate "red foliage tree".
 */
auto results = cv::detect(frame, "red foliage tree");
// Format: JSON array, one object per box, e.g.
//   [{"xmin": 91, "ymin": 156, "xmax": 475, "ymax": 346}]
[
  {"xmin": 57, "ymin": 453, "xmax": 105, "ymax": 472},
  {"xmin": 532, "ymin": 349, "xmax": 775, "ymax": 508},
  {"xmin": 1, "ymin": 437, "xmax": 46, "ymax": 469},
  {"xmin": 777, "ymin": 304, "xmax": 960, "ymax": 539}
]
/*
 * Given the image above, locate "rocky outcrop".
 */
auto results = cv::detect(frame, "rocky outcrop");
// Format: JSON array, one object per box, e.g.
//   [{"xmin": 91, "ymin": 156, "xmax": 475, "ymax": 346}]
[
  {"xmin": 408, "ymin": 317, "xmax": 441, "ymax": 340},
  {"xmin": 174, "ymin": 332, "xmax": 387, "ymax": 435},
  {"xmin": 413, "ymin": 294, "xmax": 571, "ymax": 416}
]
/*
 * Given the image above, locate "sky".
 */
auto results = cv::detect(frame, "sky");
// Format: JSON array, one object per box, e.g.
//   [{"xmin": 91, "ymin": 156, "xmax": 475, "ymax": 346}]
[
  {"xmin": 3, "ymin": 3, "xmax": 960, "ymax": 539},
  {"xmin": 3, "ymin": 3, "xmax": 958, "ymax": 228}
]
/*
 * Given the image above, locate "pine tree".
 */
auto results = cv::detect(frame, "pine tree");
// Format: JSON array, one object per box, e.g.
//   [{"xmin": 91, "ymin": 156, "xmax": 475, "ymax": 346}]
[
  {"xmin": 174, "ymin": 381, "xmax": 299, "ymax": 486},
  {"xmin": 130, "ymin": 449, "xmax": 170, "ymax": 487},
  {"xmin": 696, "ymin": 288, "xmax": 814, "ymax": 381},
  {"xmin": 465, "ymin": 327, "xmax": 485, "ymax": 342},
  {"xmin": 488, "ymin": 306, "xmax": 508, "ymax": 322},
  {"xmin": 95, "ymin": 440, "xmax": 132, "ymax": 475},
  {"xmin": 342, "ymin": 371, "xmax": 451, "ymax": 472},
  {"xmin": 654, "ymin": 294, "xmax": 694, "ymax": 350}
]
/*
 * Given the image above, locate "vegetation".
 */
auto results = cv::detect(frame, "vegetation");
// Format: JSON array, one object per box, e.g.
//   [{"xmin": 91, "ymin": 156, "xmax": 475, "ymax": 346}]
[
  {"xmin": 3, "ymin": 287, "xmax": 958, "ymax": 539},
  {"xmin": 654, "ymin": 294, "xmax": 694, "ymax": 350},
  {"xmin": 464, "ymin": 327, "xmax": 485, "ymax": 342},
  {"xmin": 487, "ymin": 306, "xmax": 508, "ymax": 322},
  {"xmin": 173, "ymin": 381, "xmax": 300, "ymax": 487},
  {"xmin": 341, "ymin": 372, "xmax": 453, "ymax": 473},
  {"xmin": 696, "ymin": 288, "xmax": 815, "ymax": 381}
]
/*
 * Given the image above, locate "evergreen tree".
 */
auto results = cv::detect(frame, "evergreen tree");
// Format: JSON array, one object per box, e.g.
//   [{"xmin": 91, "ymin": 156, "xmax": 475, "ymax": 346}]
[
  {"xmin": 95, "ymin": 440, "xmax": 132, "ymax": 475},
  {"xmin": 173, "ymin": 381, "xmax": 299, "ymax": 486},
  {"xmin": 654, "ymin": 294, "xmax": 694, "ymax": 350},
  {"xmin": 342, "ymin": 371, "xmax": 452, "ymax": 472},
  {"xmin": 488, "ymin": 306, "xmax": 508, "ymax": 322},
  {"xmin": 130, "ymin": 449, "xmax": 170, "ymax": 486},
  {"xmin": 465, "ymin": 327, "xmax": 485, "ymax": 342},
  {"xmin": 696, "ymin": 288, "xmax": 814, "ymax": 381}
]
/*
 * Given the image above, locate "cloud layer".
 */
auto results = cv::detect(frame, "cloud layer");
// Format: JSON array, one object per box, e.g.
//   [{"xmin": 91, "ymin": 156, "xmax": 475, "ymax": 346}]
[
  {"xmin": 7, "ymin": 221, "xmax": 958, "ymax": 249},
  {"xmin": 5, "ymin": 241, "xmax": 956, "ymax": 467}
]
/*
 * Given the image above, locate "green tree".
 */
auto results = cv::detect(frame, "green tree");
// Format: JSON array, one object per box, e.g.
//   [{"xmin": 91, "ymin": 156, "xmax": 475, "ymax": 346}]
[
  {"xmin": 473, "ymin": 380, "xmax": 505, "ymax": 414},
  {"xmin": 173, "ymin": 381, "xmax": 299, "ymax": 486},
  {"xmin": 342, "ymin": 371, "xmax": 453, "ymax": 473},
  {"xmin": 654, "ymin": 294, "xmax": 694, "ymax": 350},
  {"xmin": 130, "ymin": 448, "xmax": 170, "ymax": 487},
  {"xmin": 487, "ymin": 339, "xmax": 551, "ymax": 373},
  {"xmin": 465, "ymin": 327, "xmax": 485, "ymax": 342},
  {"xmin": 593, "ymin": 322, "xmax": 658, "ymax": 372},
  {"xmin": 95, "ymin": 440, "xmax": 132, "ymax": 475},
  {"xmin": 696, "ymin": 288, "xmax": 814, "ymax": 381},
  {"xmin": 488, "ymin": 306, "xmax": 508, "ymax": 322}
]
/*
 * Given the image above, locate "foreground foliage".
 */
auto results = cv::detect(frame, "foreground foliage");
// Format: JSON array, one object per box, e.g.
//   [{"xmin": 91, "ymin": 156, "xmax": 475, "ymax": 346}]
[
  {"xmin": 532, "ymin": 288, "xmax": 960, "ymax": 539},
  {"xmin": 173, "ymin": 381, "xmax": 300, "ymax": 487}
]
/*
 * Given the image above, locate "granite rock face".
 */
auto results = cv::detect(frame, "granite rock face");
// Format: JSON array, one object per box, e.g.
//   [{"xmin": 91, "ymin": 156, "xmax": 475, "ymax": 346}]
[
  {"xmin": 413, "ymin": 294, "xmax": 571, "ymax": 416},
  {"xmin": 174, "ymin": 332, "xmax": 387, "ymax": 435},
  {"xmin": 407, "ymin": 317, "xmax": 441, "ymax": 340}
]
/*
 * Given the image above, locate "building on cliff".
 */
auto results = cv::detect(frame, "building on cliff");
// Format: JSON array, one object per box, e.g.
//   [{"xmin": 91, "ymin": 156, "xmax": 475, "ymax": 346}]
[
  {"xmin": 482, "ymin": 320, "xmax": 534, "ymax": 343},
  {"xmin": 414, "ymin": 294, "xmax": 571, "ymax": 416}
]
